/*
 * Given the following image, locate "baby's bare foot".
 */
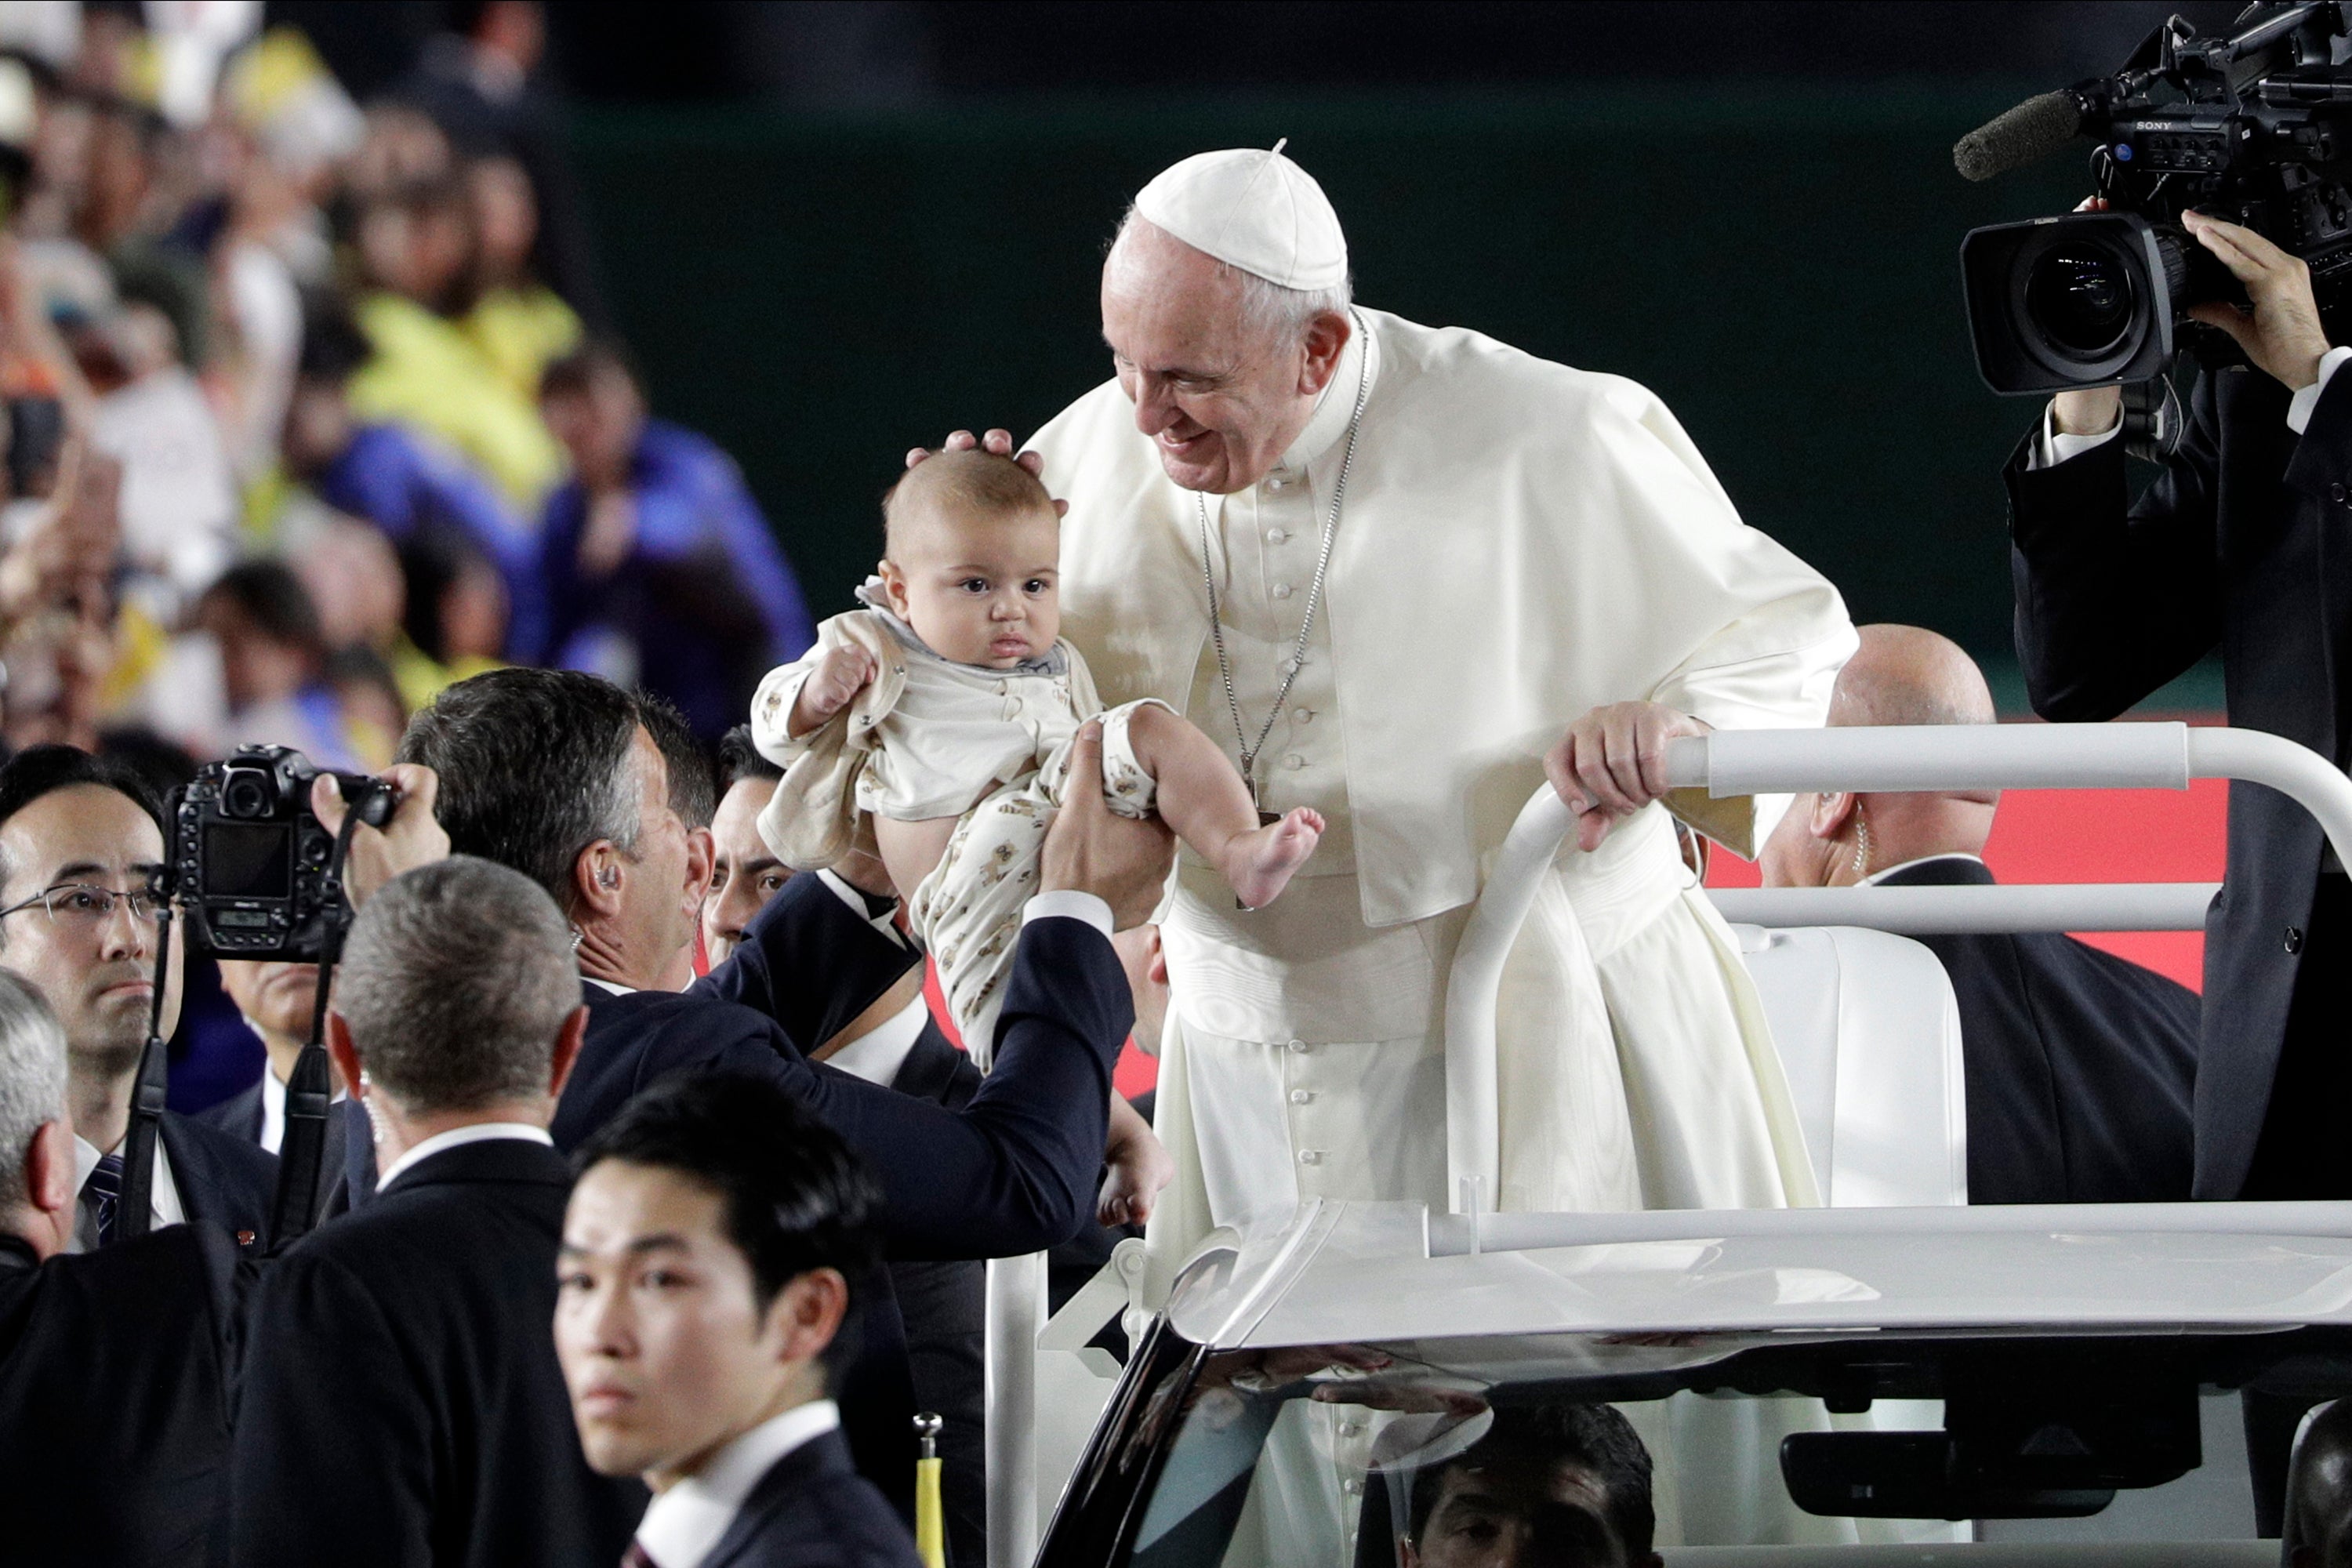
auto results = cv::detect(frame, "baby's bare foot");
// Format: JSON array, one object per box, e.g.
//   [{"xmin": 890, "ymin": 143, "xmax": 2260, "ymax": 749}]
[{"xmin": 1231, "ymin": 808, "xmax": 1325, "ymax": 909}]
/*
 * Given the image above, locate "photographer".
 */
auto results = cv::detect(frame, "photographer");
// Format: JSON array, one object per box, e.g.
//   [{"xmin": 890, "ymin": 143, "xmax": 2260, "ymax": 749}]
[
  {"xmin": 2006, "ymin": 204, "xmax": 2352, "ymax": 1201},
  {"xmin": 0, "ymin": 746, "xmax": 278, "ymax": 1248}
]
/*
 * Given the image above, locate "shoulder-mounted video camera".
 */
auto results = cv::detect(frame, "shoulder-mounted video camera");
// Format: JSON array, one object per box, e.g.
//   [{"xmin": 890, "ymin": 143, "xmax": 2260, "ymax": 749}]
[
  {"xmin": 1957, "ymin": 2, "xmax": 2352, "ymax": 394},
  {"xmin": 169, "ymin": 744, "xmax": 395, "ymax": 961}
]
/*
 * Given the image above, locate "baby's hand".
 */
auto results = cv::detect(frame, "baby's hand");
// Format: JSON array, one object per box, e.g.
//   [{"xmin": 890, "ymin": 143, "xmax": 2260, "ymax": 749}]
[{"xmin": 789, "ymin": 645, "xmax": 878, "ymax": 735}]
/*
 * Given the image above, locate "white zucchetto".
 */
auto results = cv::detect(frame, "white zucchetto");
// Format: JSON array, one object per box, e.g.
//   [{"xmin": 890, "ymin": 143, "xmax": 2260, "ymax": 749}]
[{"xmin": 1132, "ymin": 141, "xmax": 1348, "ymax": 291}]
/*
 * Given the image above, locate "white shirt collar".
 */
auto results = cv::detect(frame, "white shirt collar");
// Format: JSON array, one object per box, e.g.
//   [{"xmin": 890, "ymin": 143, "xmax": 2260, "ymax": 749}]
[
  {"xmin": 633, "ymin": 1401, "xmax": 841, "ymax": 1568},
  {"xmin": 818, "ymin": 996, "xmax": 930, "ymax": 1087},
  {"xmin": 1860, "ymin": 851, "xmax": 1988, "ymax": 888},
  {"xmin": 583, "ymin": 976, "xmax": 633, "ymax": 998},
  {"xmin": 1271, "ymin": 310, "xmax": 1377, "ymax": 478},
  {"xmin": 69, "ymin": 1125, "xmax": 183, "ymax": 1251},
  {"xmin": 376, "ymin": 1122, "xmax": 554, "ymax": 1192},
  {"xmin": 256, "ymin": 1045, "xmax": 348, "ymax": 1157}
]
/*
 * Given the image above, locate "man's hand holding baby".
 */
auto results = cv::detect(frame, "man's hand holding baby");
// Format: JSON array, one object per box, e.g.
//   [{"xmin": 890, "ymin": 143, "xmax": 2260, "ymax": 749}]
[{"xmin": 788, "ymin": 644, "xmax": 879, "ymax": 737}]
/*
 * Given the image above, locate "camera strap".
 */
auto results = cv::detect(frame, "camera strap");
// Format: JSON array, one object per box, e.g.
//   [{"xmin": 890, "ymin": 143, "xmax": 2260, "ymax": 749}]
[
  {"xmin": 267, "ymin": 805, "xmax": 370, "ymax": 1249},
  {"xmin": 111, "ymin": 902, "xmax": 174, "ymax": 1243}
]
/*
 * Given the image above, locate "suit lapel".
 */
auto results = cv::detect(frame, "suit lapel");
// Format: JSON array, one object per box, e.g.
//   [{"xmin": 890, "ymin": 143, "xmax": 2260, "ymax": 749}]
[{"xmin": 699, "ymin": 1429, "xmax": 858, "ymax": 1568}]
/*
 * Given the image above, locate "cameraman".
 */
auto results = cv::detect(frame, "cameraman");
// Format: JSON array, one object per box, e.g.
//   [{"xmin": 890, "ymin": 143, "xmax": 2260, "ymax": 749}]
[{"xmin": 2008, "ymin": 204, "xmax": 2352, "ymax": 1200}]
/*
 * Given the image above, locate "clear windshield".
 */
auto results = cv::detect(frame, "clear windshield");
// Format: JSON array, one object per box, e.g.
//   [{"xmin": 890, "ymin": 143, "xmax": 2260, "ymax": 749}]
[{"xmin": 1111, "ymin": 1327, "xmax": 2352, "ymax": 1568}]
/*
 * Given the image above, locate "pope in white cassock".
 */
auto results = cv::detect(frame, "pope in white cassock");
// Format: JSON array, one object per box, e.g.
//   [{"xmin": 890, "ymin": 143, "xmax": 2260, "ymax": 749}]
[{"xmin": 964, "ymin": 146, "xmax": 1856, "ymax": 1286}]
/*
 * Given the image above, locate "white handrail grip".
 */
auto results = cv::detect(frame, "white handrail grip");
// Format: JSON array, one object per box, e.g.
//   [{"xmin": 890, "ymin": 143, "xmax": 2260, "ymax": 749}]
[
  {"xmin": 1709, "ymin": 882, "xmax": 2220, "ymax": 934},
  {"xmin": 1443, "ymin": 789, "xmax": 1575, "ymax": 1212},
  {"xmin": 1667, "ymin": 723, "xmax": 2193, "ymax": 797},
  {"xmin": 2188, "ymin": 727, "xmax": 2352, "ymax": 872}
]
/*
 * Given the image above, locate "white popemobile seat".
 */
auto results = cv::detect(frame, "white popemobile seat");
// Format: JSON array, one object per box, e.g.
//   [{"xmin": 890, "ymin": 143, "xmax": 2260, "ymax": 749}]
[{"xmin": 1733, "ymin": 923, "xmax": 1968, "ymax": 1208}]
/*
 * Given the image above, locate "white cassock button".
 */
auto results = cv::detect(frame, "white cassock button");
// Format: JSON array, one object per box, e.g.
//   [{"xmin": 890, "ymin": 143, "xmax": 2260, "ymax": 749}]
[
  {"xmin": 1338, "ymin": 1421, "xmax": 1363, "ymax": 1437},
  {"xmin": 1271, "ymin": 583, "xmax": 1294, "ymax": 599},
  {"xmin": 1290, "ymin": 1089, "xmax": 1313, "ymax": 1104},
  {"xmin": 1266, "ymin": 527, "xmax": 1289, "ymax": 543},
  {"xmin": 1294, "ymin": 708, "xmax": 1314, "ymax": 724},
  {"xmin": 1343, "ymin": 1479, "xmax": 1365, "ymax": 1496},
  {"xmin": 1268, "ymin": 476, "xmax": 1291, "ymax": 491},
  {"xmin": 1299, "ymin": 1149, "xmax": 1323, "ymax": 1166},
  {"xmin": 1283, "ymin": 753, "xmax": 1306, "ymax": 770},
  {"xmin": 1287, "ymin": 1038, "xmax": 1309, "ymax": 1054}
]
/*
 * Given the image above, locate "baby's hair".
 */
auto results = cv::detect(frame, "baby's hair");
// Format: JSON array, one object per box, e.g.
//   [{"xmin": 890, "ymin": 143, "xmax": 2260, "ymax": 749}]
[{"xmin": 881, "ymin": 448, "xmax": 1057, "ymax": 557}]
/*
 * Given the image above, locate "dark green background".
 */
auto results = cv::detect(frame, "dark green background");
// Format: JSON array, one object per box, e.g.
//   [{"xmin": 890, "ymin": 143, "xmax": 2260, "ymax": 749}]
[{"xmin": 568, "ymin": 83, "xmax": 2217, "ymax": 709}]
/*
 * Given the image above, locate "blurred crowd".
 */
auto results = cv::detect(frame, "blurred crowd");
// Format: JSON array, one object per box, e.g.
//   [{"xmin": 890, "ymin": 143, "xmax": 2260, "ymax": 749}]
[{"xmin": 0, "ymin": 0, "xmax": 813, "ymax": 782}]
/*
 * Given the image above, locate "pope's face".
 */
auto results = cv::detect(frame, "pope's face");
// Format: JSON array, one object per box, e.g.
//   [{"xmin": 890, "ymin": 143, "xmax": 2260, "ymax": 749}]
[{"xmin": 1101, "ymin": 225, "xmax": 1327, "ymax": 495}]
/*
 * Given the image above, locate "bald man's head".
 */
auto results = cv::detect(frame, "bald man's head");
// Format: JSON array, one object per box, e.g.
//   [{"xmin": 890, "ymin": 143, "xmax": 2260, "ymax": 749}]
[
  {"xmin": 1829, "ymin": 625, "xmax": 1997, "ymax": 731},
  {"xmin": 1758, "ymin": 624, "xmax": 2000, "ymax": 887}
]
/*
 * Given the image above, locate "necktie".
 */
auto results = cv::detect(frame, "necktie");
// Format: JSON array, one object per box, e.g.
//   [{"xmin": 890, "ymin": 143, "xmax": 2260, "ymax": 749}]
[
  {"xmin": 622, "ymin": 1543, "xmax": 661, "ymax": 1568},
  {"xmin": 85, "ymin": 1152, "xmax": 125, "ymax": 1247}
]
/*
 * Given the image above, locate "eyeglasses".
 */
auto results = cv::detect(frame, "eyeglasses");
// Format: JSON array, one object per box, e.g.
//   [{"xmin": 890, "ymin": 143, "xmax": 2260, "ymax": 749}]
[{"xmin": 0, "ymin": 883, "xmax": 164, "ymax": 930}]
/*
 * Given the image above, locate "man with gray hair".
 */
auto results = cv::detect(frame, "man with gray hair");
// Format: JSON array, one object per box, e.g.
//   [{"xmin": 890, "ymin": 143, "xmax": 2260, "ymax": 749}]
[
  {"xmin": 229, "ymin": 855, "xmax": 645, "ymax": 1568},
  {"xmin": 0, "ymin": 967, "xmax": 256, "ymax": 1566},
  {"xmin": 940, "ymin": 143, "xmax": 1857, "ymax": 1288},
  {"xmin": 1759, "ymin": 624, "xmax": 2198, "ymax": 1203}
]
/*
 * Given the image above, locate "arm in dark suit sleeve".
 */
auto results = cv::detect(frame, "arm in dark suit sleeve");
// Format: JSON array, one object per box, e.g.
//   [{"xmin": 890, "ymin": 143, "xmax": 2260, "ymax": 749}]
[
  {"xmin": 230, "ymin": 1253, "xmax": 435, "ymax": 1568},
  {"xmin": 2004, "ymin": 382, "xmax": 2226, "ymax": 721},
  {"xmin": 701, "ymin": 916, "xmax": 1127, "ymax": 1260},
  {"xmin": 692, "ymin": 867, "xmax": 916, "ymax": 1051},
  {"xmin": 2285, "ymin": 357, "xmax": 2352, "ymax": 506}
]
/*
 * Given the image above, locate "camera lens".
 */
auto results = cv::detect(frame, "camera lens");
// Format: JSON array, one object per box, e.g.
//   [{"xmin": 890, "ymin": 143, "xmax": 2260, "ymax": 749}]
[
  {"xmin": 221, "ymin": 770, "xmax": 273, "ymax": 820},
  {"xmin": 2025, "ymin": 245, "xmax": 2136, "ymax": 359}
]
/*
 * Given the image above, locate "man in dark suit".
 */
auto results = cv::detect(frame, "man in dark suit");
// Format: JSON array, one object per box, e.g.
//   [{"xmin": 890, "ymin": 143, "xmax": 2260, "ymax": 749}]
[
  {"xmin": 559, "ymin": 1071, "xmax": 921, "ymax": 1568},
  {"xmin": 0, "ymin": 964, "xmax": 253, "ymax": 1568},
  {"xmin": 2003, "ymin": 206, "xmax": 2352, "ymax": 1200},
  {"xmin": 392, "ymin": 668, "xmax": 1165, "ymax": 1504},
  {"xmin": 231, "ymin": 854, "xmax": 647, "ymax": 1568},
  {"xmin": 0, "ymin": 746, "xmax": 276, "ymax": 1249},
  {"xmin": 196, "ymin": 960, "xmax": 350, "ymax": 1221},
  {"xmin": 1760, "ymin": 624, "xmax": 2199, "ymax": 1204}
]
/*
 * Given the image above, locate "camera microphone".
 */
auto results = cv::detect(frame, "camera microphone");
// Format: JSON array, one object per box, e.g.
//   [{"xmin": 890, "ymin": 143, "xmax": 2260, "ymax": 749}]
[{"xmin": 1955, "ymin": 89, "xmax": 2085, "ymax": 182}]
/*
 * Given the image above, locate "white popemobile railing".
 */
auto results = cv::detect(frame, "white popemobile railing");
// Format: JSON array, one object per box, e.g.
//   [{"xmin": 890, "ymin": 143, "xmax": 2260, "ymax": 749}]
[
  {"xmin": 990, "ymin": 721, "xmax": 2352, "ymax": 1566},
  {"xmin": 1443, "ymin": 721, "xmax": 2352, "ymax": 1212}
]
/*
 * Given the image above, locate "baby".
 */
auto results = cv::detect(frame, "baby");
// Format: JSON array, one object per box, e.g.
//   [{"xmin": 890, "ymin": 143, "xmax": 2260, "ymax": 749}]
[{"xmin": 750, "ymin": 449, "xmax": 1321, "ymax": 1062}]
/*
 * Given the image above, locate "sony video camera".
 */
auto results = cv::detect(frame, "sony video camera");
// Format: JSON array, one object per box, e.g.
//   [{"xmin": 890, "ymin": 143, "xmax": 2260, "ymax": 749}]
[
  {"xmin": 1957, "ymin": 2, "xmax": 2352, "ymax": 394},
  {"xmin": 171, "ymin": 745, "xmax": 395, "ymax": 961}
]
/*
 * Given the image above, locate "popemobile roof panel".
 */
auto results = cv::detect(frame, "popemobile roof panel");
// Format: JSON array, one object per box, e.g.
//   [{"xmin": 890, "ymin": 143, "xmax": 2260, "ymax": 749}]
[{"xmin": 1167, "ymin": 1200, "xmax": 2352, "ymax": 1352}]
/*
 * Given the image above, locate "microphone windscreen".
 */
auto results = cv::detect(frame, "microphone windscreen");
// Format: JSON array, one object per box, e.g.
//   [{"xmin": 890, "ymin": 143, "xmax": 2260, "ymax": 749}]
[{"xmin": 1954, "ymin": 90, "xmax": 2083, "ymax": 182}]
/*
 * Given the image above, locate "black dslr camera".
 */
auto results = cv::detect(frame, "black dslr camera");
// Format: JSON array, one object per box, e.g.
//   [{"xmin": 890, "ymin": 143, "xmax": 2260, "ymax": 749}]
[
  {"xmin": 1957, "ymin": 2, "xmax": 2352, "ymax": 394},
  {"xmin": 171, "ymin": 745, "xmax": 395, "ymax": 961}
]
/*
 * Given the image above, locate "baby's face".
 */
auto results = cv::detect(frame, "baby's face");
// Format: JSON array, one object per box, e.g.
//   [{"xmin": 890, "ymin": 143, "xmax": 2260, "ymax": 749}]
[{"xmin": 883, "ymin": 500, "xmax": 1062, "ymax": 668}]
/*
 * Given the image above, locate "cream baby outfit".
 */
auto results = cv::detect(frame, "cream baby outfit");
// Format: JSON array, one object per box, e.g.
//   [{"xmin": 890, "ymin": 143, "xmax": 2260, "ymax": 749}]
[{"xmin": 751, "ymin": 586, "xmax": 1164, "ymax": 1064}]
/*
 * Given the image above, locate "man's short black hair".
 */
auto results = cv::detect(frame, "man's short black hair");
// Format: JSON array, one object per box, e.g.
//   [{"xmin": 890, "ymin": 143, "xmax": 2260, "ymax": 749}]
[
  {"xmin": 1406, "ymin": 1403, "xmax": 1656, "ymax": 1559},
  {"xmin": 0, "ymin": 743, "xmax": 165, "ymax": 846},
  {"xmin": 395, "ymin": 667, "xmax": 645, "ymax": 910},
  {"xmin": 717, "ymin": 724, "xmax": 783, "ymax": 792},
  {"xmin": 573, "ymin": 1072, "xmax": 881, "ymax": 1317},
  {"xmin": 638, "ymin": 692, "xmax": 716, "ymax": 831}
]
